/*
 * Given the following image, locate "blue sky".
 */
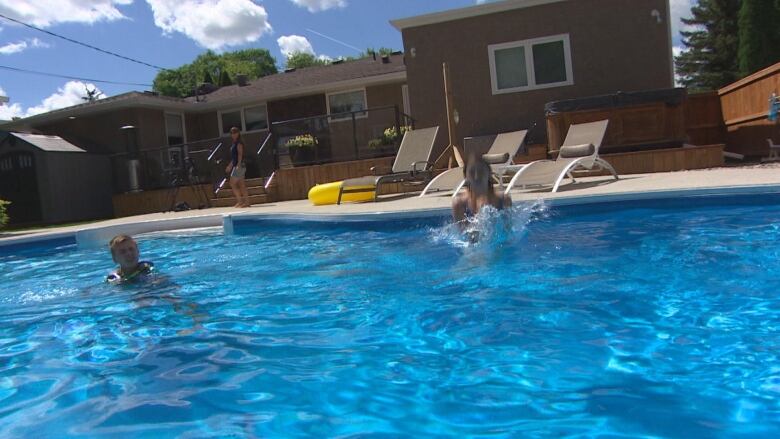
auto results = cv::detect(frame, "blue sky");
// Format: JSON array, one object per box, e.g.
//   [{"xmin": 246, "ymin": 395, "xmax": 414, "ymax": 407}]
[{"xmin": 0, "ymin": 0, "xmax": 694, "ymax": 120}]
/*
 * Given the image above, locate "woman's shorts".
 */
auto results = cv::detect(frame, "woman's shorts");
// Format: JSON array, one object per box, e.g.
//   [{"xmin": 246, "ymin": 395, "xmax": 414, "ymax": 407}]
[{"xmin": 230, "ymin": 164, "xmax": 246, "ymax": 179}]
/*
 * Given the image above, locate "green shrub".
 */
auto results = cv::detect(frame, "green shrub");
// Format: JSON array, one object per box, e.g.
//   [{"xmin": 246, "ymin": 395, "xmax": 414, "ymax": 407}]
[{"xmin": 0, "ymin": 199, "xmax": 9, "ymax": 229}]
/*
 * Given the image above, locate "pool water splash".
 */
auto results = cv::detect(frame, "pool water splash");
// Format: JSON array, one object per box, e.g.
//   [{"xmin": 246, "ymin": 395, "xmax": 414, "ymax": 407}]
[{"xmin": 430, "ymin": 199, "xmax": 548, "ymax": 250}]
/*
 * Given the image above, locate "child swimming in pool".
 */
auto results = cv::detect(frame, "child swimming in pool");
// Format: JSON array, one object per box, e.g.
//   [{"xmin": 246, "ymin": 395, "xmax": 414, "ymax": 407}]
[
  {"xmin": 106, "ymin": 234, "xmax": 203, "ymax": 334},
  {"xmin": 106, "ymin": 234, "xmax": 154, "ymax": 284},
  {"xmin": 452, "ymin": 155, "xmax": 512, "ymax": 226}
]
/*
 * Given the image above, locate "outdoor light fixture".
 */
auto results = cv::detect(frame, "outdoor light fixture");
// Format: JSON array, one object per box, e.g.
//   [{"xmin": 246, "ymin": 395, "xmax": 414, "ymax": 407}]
[{"xmin": 651, "ymin": 9, "xmax": 662, "ymax": 23}]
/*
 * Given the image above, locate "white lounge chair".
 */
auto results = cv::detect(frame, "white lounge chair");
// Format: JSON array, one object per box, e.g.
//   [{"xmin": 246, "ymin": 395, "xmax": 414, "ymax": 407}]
[
  {"xmin": 762, "ymin": 138, "xmax": 780, "ymax": 162},
  {"xmin": 504, "ymin": 119, "xmax": 617, "ymax": 194},
  {"xmin": 419, "ymin": 129, "xmax": 529, "ymax": 197},
  {"xmin": 338, "ymin": 126, "xmax": 439, "ymax": 203}
]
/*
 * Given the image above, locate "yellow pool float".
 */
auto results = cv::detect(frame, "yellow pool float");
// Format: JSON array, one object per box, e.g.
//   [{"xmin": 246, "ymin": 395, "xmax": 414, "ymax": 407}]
[{"xmin": 308, "ymin": 180, "xmax": 376, "ymax": 205}]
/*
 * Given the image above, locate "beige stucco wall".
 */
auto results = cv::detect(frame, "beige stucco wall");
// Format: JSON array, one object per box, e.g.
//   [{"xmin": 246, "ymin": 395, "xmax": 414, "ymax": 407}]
[{"xmin": 401, "ymin": 0, "xmax": 673, "ymax": 155}]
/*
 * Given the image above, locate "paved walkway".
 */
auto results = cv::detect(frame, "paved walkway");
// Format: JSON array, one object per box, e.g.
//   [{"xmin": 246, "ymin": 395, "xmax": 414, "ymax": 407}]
[{"xmin": 3, "ymin": 165, "xmax": 780, "ymax": 245}]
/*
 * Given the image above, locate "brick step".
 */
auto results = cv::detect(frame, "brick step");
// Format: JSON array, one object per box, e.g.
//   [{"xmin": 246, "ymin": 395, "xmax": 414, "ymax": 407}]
[
  {"xmin": 210, "ymin": 194, "xmax": 269, "ymax": 208},
  {"xmin": 214, "ymin": 185, "xmax": 266, "ymax": 198}
]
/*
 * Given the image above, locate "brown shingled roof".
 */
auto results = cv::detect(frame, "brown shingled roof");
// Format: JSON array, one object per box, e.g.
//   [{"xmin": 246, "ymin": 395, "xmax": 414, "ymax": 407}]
[{"xmin": 187, "ymin": 53, "xmax": 406, "ymax": 104}]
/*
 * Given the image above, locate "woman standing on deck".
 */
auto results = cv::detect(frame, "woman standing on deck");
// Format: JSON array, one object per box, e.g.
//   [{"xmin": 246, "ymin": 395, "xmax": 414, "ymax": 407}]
[{"xmin": 226, "ymin": 127, "xmax": 251, "ymax": 208}]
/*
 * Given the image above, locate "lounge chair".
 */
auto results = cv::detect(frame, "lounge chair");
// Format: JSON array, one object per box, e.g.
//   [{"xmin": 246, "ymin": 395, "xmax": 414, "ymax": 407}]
[
  {"xmin": 419, "ymin": 129, "xmax": 529, "ymax": 197},
  {"xmin": 504, "ymin": 119, "xmax": 617, "ymax": 194},
  {"xmin": 762, "ymin": 138, "xmax": 780, "ymax": 162},
  {"xmin": 337, "ymin": 126, "xmax": 439, "ymax": 203}
]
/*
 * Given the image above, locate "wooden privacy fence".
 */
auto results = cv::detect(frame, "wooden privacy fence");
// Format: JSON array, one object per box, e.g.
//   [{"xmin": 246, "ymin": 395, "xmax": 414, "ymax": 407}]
[
  {"xmin": 719, "ymin": 61, "xmax": 780, "ymax": 157},
  {"xmin": 685, "ymin": 91, "xmax": 726, "ymax": 146}
]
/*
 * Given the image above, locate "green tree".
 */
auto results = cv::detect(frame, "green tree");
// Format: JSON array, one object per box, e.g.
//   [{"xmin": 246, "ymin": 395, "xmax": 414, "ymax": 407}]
[
  {"xmin": 203, "ymin": 71, "xmax": 215, "ymax": 85},
  {"xmin": 738, "ymin": 0, "xmax": 780, "ymax": 76},
  {"xmin": 360, "ymin": 47, "xmax": 395, "ymax": 58},
  {"xmin": 674, "ymin": 0, "xmax": 741, "ymax": 90},
  {"xmin": 153, "ymin": 49, "xmax": 277, "ymax": 97},
  {"xmin": 285, "ymin": 51, "xmax": 329, "ymax": 70},
  {"xmin": 219, "ymin": 70, "xmax": 232, "ymax": 86}
]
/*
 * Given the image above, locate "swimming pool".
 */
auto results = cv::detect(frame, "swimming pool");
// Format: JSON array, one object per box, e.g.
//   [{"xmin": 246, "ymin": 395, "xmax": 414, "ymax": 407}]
[{"xmin": 2, "ymin": 195, "xmax": 780, "ymax": 437}]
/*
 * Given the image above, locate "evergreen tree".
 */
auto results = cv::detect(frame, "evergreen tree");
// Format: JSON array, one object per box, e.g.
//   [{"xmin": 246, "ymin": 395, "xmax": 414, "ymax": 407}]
[
  {"xmin": 219, "ymin": 70, "xmax": 232, "ymax": 87},
  {"xmin": 674, "ymin": 0, "xmax": 741, "ymax": 90},
  {"xmin": 738, "ymin": 0, "xmax": 780, "ymax": 76}
]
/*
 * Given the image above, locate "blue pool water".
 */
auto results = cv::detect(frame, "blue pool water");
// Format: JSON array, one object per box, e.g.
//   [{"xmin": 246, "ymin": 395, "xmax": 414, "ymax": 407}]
[{"xmin": 2, "ymin": 198, "xmax": 780, "ymax": 437}]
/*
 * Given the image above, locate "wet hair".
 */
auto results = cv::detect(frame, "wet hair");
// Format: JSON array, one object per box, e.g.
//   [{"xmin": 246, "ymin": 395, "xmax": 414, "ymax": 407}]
[
  {"xmin": 463, "ymin": 156, "xmax": 494, "ymax": 191},
  {"xmin": 109, "ymin": 234, "xmax": 135, "ymax": 254}
]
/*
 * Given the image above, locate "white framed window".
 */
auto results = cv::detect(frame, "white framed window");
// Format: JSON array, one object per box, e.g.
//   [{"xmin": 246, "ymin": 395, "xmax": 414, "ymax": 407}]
[
  {"xmin": 401, "ymin": 84, "xmax": 411, "ymax": 116},
  {"xmin": 165, "ymin": 112, "xmax": 186, "ymax": 146},
  {"xmin": 326, "ymin": 88, "xmax": 367, "ymax": 121},
  {"xmin": 218, "ymin": 103, "xmax": 269, "ymax": 135},
  {"xmin": 488, "ymin": 34, "xmax": 573, "ymax": 95},
  {"xmin": 244, "ymin": 105, "xmax": 268, "ymax": 132}
]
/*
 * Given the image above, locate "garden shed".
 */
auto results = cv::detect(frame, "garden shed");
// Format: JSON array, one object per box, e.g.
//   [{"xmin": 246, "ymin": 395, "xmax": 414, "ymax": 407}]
[{"xmin": 0, "ymin": 131, "xmax": 113, "ymax": 225}]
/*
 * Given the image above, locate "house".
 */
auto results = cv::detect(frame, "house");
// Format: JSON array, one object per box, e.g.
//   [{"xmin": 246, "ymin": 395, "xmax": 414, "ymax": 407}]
[
  {"xmin": 391, "ymin": 0, "xmax": 674, "ymax": 156},
  {"xmin": 0, "ymin": 54, "xmax": 409, "ymax": 192},
  {"xmin": 0, "ymin": 131, "xmax": 112, "ymax": 224}
]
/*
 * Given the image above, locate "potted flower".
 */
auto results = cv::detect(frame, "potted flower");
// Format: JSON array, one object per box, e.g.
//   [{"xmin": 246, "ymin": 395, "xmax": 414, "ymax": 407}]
[
  {"xmin": 367, "ymin": 125, "xmax": 411, "ymax": 154},
  {"xmin": 286, "ymin": 134, "xmax": 317, "ymax": 166}
]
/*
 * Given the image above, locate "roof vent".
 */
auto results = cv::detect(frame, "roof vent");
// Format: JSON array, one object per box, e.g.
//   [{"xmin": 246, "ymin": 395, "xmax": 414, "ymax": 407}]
[
  {"xmin": 236, "ymin": 74, "xmax": 248, "ymax": 86},
  {"xmin": 285, "ymin": 67, "xmax": 296, "ymax": 73},
  {"xmin": 381, "ymin": 54, "xmax": 390, "ymax": 64}
]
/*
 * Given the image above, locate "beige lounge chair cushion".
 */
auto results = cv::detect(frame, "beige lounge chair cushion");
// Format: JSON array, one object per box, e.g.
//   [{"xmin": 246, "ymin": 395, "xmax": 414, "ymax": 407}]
[
  {"xmin": 559, "ymin": 143, "xmax": 595, "ymax": 158},
  {"xmin": 482, "ymin": 152, "xmax": 510, "ymax": 164}
]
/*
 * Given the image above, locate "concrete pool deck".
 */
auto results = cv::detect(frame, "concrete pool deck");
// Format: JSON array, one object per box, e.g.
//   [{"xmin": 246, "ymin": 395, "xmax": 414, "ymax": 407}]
[{"xmin": 2, "ymin": 164, "xmax": 780, "ymax": 248}]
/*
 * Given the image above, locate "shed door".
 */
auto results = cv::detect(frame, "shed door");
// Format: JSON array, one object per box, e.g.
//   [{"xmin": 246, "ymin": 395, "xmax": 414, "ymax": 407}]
[{"xmin": 0, "ymin": 152, "xmax": 42, "ymax": 224}]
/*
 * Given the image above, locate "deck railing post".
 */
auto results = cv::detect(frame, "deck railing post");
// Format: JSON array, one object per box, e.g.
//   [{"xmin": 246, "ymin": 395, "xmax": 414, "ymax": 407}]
[
  {"xmin": 394, "ymin": 105, "xmax": 402, "ymax": 154},
  {"xmin": 352, "ymin": 111, "xmax": 359, "ymax": 160}
]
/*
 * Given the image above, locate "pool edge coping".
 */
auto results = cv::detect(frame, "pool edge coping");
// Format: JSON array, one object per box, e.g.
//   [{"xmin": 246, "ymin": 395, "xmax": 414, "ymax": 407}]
[{"xmin": 3, "ymin": 182, "xmax": 780, "ymax": 249}]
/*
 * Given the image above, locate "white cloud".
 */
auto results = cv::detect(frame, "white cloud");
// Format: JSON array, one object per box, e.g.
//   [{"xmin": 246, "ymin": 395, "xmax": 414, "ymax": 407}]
[
  {"xmin": 0, "ymin": 102, "xmax": 24, "ymax": 121},
  {"xmin": 0, "ymin": 38, "xmax": 50, "ymax": 55},
  {"xmin": 0, "ymin": 41, "xmax": 27, "ymax": 55},
  {"xmin": 277, "ymin": 35, "xmax": 314, "ymax": 57},
  {"xmin": 146, "ymin": 0, "xmax": 272, "ymax": 50},
  {"xmin": 669, "ymin": 0, "xmax": 695, "ymax": 44},
  {"xmin": 0, "ymin": 85, "xmax": 24, "ymax": 120},
  {"xmin": 289, "ymin": 0, "xmax": 346, "ymax": 13},
  {"xmin": 0, "ymin": 0, "xmax": 131, "ymax": 27},
  {"xmin": 25, "ymin": 81, "xmax": 105, "ymax": 117},
  {"xmin": 0, "ymin": 81, "xmax": 106, "ymax": 120}
]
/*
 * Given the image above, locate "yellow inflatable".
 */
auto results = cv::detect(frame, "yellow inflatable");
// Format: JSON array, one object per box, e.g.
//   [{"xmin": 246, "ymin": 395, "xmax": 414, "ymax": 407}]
[{"xmin": 308, "ymin": 181, "xmax": 375, "ymax": 205}]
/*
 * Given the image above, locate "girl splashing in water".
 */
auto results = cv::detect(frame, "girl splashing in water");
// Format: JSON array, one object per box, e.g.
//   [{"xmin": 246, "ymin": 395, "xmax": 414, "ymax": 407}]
[{"xmin": 452, "ymin": 155, "xmax": 512, "ymax": 224}]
